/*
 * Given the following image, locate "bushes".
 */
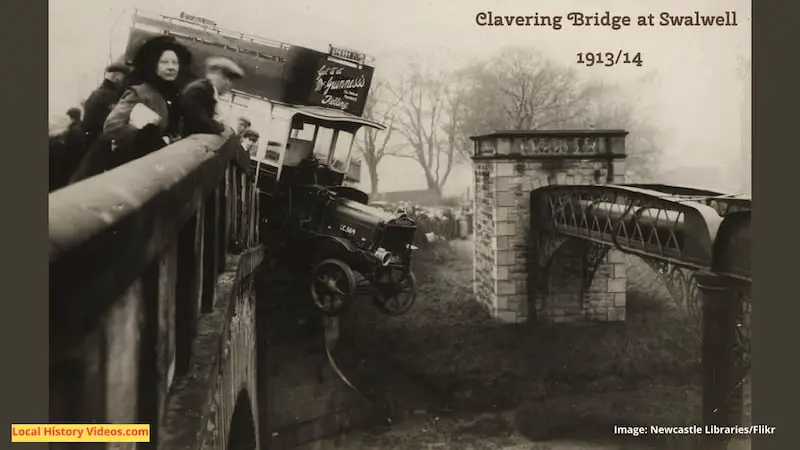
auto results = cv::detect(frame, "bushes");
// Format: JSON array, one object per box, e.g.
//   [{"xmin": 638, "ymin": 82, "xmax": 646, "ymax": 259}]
[{"xmin": 371, "ymin": 201, "xmax": 466, "ymax": 245}]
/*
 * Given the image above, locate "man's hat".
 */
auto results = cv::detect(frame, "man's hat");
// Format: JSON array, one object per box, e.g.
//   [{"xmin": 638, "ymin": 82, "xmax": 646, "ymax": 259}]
[
  {"xmin": 105, "ymin": 54, "xmax": 132, "ymax": 74},
  {"xmin": 66, "ymin": 107, "xmax": 82, "ymax": 120},
  {"xmin": 105, "ymin": 61, "xmax": 132, "ymax": 74},
  {"xmin": 242, "ymin": 129, "xmax": 260, "ymax": 140},
  {"xmin": 206, "ymin": 57, "xmax": 245, "ymax": 79}
]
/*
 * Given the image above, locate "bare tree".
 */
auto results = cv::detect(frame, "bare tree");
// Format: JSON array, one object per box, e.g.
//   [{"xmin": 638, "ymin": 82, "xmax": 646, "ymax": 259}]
[
  {"xmin": 570, "ymin": 82, "xmax": 662, "ymax": 182},
  {"xmin": 388, "ymin": 65, "xmax": 465, "ymax": 196},
  {"xmin": 354, "ymin": 79, "xmax": 400, "ymax": 197},
  {"xmin": 456, "ymin": 46, "xmax": 663, "ymax": 181},
  {"xmin": 457, "ymin": 47, "xmax": 590, "ymax": 137}
]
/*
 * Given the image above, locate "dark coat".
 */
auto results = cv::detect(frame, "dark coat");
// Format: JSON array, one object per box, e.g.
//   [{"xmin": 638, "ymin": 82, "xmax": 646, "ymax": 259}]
[
  {"xmin": 81, "ymin": 79, "xmax": 124, "ymax": 145},
  {"xmin": 49, "ymin": 122, "xmax": 86, "ymax": 192},
  {"xmin": 179, "ymin": 78, "xmax": 226, "ymax": 136},
  {"xmin": 103, "ymin": 83, "xmax": 173, "ymax": 167},
  {"xmin": 67, "ymin": 134, "xmax": 114, "ymax": 184}
]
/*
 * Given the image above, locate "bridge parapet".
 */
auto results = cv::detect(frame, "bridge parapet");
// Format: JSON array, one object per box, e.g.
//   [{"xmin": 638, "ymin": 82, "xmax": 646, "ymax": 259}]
[
  {"xmin": 469, "ymin": 129, "xmax": 629, "ymax": 323},
  {"xmin": 49, "ymin": 132, "xmax": 262, "ymax": 449}
]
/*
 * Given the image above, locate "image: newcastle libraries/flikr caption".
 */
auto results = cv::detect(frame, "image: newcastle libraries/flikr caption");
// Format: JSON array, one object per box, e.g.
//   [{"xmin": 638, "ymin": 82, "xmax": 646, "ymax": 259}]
[{"xmin": 614, "ymin": 425, "xmax": 777, "ymax": 437}]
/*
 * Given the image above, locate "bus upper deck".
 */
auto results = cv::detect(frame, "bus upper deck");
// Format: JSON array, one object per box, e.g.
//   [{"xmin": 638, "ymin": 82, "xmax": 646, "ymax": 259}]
[
  {"xmin": 127, "ymin": 9, "xmax": 376, "ymax": 116},
  {"xmin": 126, "ymin": 9, "xmax": 385, "ymax": 185}
]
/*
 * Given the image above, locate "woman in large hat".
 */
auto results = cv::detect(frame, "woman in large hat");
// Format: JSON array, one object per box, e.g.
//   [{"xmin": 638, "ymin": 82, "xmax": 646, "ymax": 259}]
[{"xmin": 103, "ymin": 35, "xmax": 195, "ymax": 168}]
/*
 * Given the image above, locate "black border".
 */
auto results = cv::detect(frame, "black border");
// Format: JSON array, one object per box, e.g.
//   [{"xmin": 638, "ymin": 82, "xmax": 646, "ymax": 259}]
[
  {"xmin": 6, "ymin": 2, "xmax": 790, "ymax": 449},
  {"xmin": 2, "ymin": 0, "xmax": 47, "ymax": 448},
  {"xmin": 752, "ymin": 2, "xmax": 795, "ymax": 449}
]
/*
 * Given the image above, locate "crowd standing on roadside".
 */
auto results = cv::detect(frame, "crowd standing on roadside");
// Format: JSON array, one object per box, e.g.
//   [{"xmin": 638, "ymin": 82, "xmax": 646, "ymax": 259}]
[{"xmin": 49, "ymin": 35, "xmax": 247, "ymax": 192}]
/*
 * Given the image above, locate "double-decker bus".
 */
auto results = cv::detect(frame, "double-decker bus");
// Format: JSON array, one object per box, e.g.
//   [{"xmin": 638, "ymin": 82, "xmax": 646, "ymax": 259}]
[
  {"xmin": 121, "ymin": 10, "xmax": 420, "ymax": 319},
  {"xmin": 123, "ymin": 9, "xmax": 385, "ymax": 194}
]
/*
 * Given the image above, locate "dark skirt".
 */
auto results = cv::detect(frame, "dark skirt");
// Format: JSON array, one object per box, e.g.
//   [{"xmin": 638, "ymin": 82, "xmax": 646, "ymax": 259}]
[
  {"xmin": 50, "ymin": 136, "xmax": 87, "ymax": 192},
  {"xmin": 68, "ymin": 135, "xmax": 113, "ymax": 184},
  {"xmin": 69, "ymin": 125, "xmax": 167, "ymax": 184},
  {"xmin": 109, "ymin": 125, "xmax": 167, "ymax": 168}
]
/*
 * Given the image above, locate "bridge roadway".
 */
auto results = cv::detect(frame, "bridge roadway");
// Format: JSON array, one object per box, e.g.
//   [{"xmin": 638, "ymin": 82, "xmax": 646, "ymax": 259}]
[{"xmin": 49, "ymin": 131, "xmax": 751, "ymax": 450}]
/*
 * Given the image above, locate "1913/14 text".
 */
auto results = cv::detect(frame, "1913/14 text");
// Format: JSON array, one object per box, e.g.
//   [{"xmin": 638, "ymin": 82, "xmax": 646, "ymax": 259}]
[{"xmin": 577, "ymin": 51, "xmax": 643, "ymax": 67}]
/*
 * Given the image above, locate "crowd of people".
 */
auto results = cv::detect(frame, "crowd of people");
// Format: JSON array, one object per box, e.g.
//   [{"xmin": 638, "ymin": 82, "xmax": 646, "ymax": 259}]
[{"xmin": 49, "ymin": 35, "xmax": 260, "ymax": 192}]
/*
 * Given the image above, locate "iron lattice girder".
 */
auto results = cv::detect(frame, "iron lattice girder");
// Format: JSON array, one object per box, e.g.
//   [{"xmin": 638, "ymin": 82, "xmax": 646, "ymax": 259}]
[
  {"xmin": 583, "ymin": 241, "xmax": 611, "ymax": 291},
  {"xmin": 643, "ymin": 259, "xmax": 700, "ymax": 310},
  {"xmin": 623, "ymin": 184, "xmax": 752, "ymax": 216},
  {"xmin": 529, "ymin": 184, "xmax": 750, "ymax": 282}
]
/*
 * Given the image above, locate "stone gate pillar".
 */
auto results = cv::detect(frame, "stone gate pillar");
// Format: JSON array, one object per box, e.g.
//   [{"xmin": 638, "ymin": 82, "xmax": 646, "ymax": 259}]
[{"xmin": 470, "ymin": 130, "xmax": 628, "ymax": 323}]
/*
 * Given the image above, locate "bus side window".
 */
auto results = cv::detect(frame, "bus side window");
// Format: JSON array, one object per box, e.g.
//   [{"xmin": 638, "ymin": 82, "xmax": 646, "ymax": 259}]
[
  {"xmin": 283, "ymin": 139, "xmax": 313, "ymax": 166},
  {"xmin": 265, "ymin": 149, "xmax": 281, "ymax": 162}
]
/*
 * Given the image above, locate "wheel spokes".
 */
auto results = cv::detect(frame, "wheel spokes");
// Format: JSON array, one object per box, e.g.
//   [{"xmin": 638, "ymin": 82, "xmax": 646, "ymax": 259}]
[
  {"xmin": 329, "ymin": 269, "xmax": 342, "ymax": 282},
  {"xmin": 311, "ymin": 260, "xmax": 356, "ymax": 316},
  {"xmin": 315, "ymin": 273, "xmax": 348, "ymax": 297},
  {"xmin": 329, "ymin": 284, "xmax": 346, "ymax": 296},
  {"xmin": 371, "ymin": 270, "xmax": 416, "ymax": 316}
]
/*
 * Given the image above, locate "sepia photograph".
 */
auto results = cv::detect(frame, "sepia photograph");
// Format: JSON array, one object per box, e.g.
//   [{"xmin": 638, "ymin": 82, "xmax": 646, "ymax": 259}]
[{"xmin": 47, "ymin": 0, "xmax": 752, "ymax": 448}]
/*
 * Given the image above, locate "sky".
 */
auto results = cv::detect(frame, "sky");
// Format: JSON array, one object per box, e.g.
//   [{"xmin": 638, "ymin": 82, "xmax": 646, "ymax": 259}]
[{"xmin": 49, "ymin": 0, "xmax": 751, "ymax": 195}]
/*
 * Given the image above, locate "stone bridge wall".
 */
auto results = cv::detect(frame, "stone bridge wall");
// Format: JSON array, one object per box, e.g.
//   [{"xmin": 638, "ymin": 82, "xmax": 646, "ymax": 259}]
[
  {"xmin": 474, "ymin": 162, "xmax": 497, "ymax": 312},
  {"xmin": 160, "ymin": 250, "xmax": 262, "ymax": 450},
  {"xmin": 49, "ymin": 133, "xmax": 261, "ymax": 449},
  {"xmin": 257, "ymin": 268, "xmax": 369, "ymax": 450},
  {"xmin": 470, "ymin": 131, "xmax": 629, "ymax": 324}
]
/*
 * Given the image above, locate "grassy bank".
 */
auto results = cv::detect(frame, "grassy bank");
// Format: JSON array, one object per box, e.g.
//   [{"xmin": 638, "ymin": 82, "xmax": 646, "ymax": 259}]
[{"xmin": 327, "ymin": 241, "xmax": 712, "ymax": 448}]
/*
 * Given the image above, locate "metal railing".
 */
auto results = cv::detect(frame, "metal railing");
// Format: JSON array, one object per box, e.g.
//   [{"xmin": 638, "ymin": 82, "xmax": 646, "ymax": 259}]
[
  {"xmin": 132, "ymin": 9, "xmax": 377, "ymax": 65},
  {"xmin": 134, "ymin": 9, "xmax": 293, "ymax": 51}
]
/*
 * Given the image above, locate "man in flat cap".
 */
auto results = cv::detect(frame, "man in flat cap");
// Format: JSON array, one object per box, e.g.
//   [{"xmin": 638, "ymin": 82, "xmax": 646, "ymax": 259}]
[
  {"xmin": 236, "ymin": 116, "xmax": 252, "ymax": 136},
  {"xmin": 81, "ymin": 60, "xmax": 132, "ymax": 145},
  {"xmin": 63, "ymin": 59, "xmax": 132, "ymax": 185},
  {"xmin": 179, "ymin": 56, "xmax": 245, "ymax": 136},
  {"xmin": 241, "ymin": 128, "xmax": 260, "ymax": 155}
]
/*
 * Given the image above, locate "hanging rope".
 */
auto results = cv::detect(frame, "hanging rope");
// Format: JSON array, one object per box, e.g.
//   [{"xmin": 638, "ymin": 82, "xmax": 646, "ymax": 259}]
[
  {"xmin": 108, "ymin": 8, "xmax": 128, "ymax": 64},
  {"xmin": 324, "ymin": 335, "xmax": 362, "ymax": 395},
  {"xmin": 322, "ymin": 316, "xmax": 394, "ymax": 424}
]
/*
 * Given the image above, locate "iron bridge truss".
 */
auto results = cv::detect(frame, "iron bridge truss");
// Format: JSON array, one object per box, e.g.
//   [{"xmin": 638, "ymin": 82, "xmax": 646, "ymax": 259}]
[
  {"xmin": 529, "ymin": 183, "xmax": 752, "ymax": 391},
  {"xmin": 529, "ymin": 184, "xmax": 751, "ymax": 283}
]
